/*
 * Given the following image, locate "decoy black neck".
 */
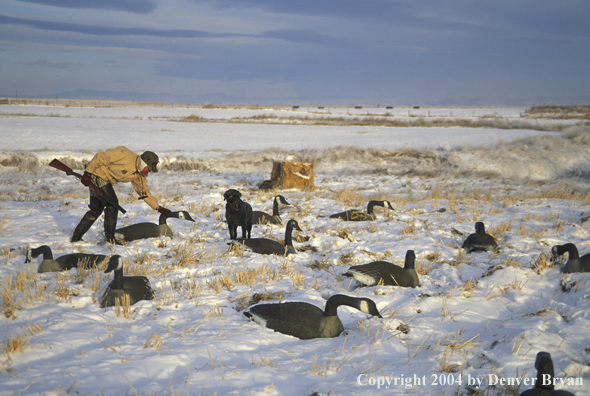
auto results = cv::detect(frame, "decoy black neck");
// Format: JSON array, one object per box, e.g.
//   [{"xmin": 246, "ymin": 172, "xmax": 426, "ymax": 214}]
[
  {"xmin": 158, "ymin": 213, "xmax": 169, "ymax": 225},
  {"xmin": 534, "ymin": 354, "xmax": 555, "ymax": 391},
  {"xmin": 272, "ymin": 197, "xmax": 280, "ymax": 216},
  {"xmin": 111, "ymin": 268, "xmax": 125, "ymax": 289},
  {"xmin": 37, "ymin": 245, "xmax": 53, "ymax": 260},
  {"xmin": 324, "ymin": 294, "xmax": 359, "ymax": 316},
  {"xmin": 367, "ymin": 200, "xmax": 386, "ymax": 214},
  {"xmin": 561, "ymin": 243, "xmax": 579, "ymax": 260},
  {"xmin": 405, "ymin": 251, "xmax": 416, "ymax": 269},
  {"xmin": 475, "ymin": 222, "xmax": 486, "ymax": 235},
  {"xmin": 284, "ymin": 221, "xmax": 295, "ymax": 246}
]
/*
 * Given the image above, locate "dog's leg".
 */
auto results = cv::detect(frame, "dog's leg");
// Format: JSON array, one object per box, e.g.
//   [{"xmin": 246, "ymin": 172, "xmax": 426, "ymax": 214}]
[{"xmin": 228, "ymin": 221, "xmax": 236, "ymax": 239}]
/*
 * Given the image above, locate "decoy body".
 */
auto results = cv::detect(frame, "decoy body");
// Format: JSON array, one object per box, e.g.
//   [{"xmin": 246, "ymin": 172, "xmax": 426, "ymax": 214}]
[
  {"xmin": 244, "ymin": 294, "xmax": 382, "ymax": 339},
  {"xmin": 252, "ymin": 195, "xmax": 290, "ymax": 225},
  {"xmin": 25, "ymin": 245, "xmax": 107, "ymax": 273},
  {"xmin": 519, "ymin": 352, "xmax": 575, "ymax": 396},
  {"xmin": 344, "ymin": 250, "xmax": 420, "ymax": 287},
  {"xmin": 329, "ymin": 200, "xmax": 394, "ymax": 221},
  {"xmin": 462, "ymin": 222, "xmax": 498, "ymax": 252},
  {"xmin": 114, "ymin": 211, "xmax": 195, "ymax": 242},
  {"xmin": 552, "ymin": 243, "xmax": 590, "ymax": 273},
  {"xmin": 229, "ymin": 219, "xmax": 302, "ymax": 256},
  {"xmin": 99, "ymin": 255, "xmax": 155, "ymax": 308}
]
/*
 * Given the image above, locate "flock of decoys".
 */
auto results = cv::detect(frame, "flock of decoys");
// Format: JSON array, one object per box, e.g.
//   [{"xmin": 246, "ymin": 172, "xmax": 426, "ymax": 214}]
[{"xmin": 22, "ymin": 190, "xmax": 588, "ymax": 392}]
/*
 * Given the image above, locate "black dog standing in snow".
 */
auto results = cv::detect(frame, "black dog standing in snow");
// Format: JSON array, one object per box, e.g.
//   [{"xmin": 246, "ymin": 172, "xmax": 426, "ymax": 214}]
[{"xmin": 224, "ymin": 189, "xmax": 252, "ymax": 240}]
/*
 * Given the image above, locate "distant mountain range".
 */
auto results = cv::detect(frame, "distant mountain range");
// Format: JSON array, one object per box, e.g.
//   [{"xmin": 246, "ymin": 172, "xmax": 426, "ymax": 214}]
[{"xmin": 3, "ymin": 88, "xmax": 589, "ymax": 107}]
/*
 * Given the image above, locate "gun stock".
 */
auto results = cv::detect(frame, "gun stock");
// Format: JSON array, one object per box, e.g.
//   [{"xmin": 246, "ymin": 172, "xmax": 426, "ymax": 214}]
[
  {"xmin": 48, "ymin": 158, "xmax": 127, "ymax": 214},
  {"xmin": 48, "ymin": 159, "xmax": 79, "ymax": 177}
]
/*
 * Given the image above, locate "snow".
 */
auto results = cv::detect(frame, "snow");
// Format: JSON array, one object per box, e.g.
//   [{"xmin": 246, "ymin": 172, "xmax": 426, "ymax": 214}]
[{"xmin": 0, "ymin": 104, "xmax": 589, "ymax": 395}]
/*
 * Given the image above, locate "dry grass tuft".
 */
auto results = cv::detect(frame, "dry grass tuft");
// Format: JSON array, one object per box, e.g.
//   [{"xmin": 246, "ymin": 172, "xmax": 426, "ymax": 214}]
[{"xmin": 532, "ymin": 252, "xmax": 555, "ymax": 274}]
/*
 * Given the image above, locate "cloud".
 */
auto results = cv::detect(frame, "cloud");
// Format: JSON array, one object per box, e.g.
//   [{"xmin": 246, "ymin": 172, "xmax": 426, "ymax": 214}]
[
  {"xmin": 16, "ymin": 0, "xmax": 157, "ymax": 14},
  {"xmin": 260, "ymin": 29, "xmax": 349, "ymax": 46},
  {"xmin": 0, "ymin": 14, "xmax": 243, "ymax": 38},
  {"xmin": 17, "ymin": 60, "xmax": 78, "ymax": 68}
]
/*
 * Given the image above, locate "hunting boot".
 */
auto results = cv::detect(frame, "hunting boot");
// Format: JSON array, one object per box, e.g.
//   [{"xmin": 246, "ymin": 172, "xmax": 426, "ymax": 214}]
[
  {"xmin": 103, "ymin": 206, "xmax": 119, "ymax": 244},
  {"xmin": 71, "ymin": 210, "xmax": 99, "ymax": 242}
]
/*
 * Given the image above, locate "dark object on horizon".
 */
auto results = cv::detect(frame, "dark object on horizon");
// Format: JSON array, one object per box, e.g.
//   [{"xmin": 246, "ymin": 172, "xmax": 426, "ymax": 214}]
[
  {"xmin": 252, "ymin": 195, "xmax": 291, "ymax": 225},
  {"xmin": 329, "ymin": 200, "xmax": 394, "ymax": 221},
  {"xmin": 224, "ymin": 189, "xmax": 252, "ymax": 240},
  {"xmin": 244, "ymin": 294, "xmax": 382, "ymax": 339},
  {"xmin": 25, "ymin": 245, "xmax": 107, "ymax": 273},
  {"xmin": 344, "ymin": 250, "xmax": 420, "ymax": 287},
  {"xmin": 114, "ymin": 210, "xmax": 195, "ymax": 242},
  {"xmin": 462, "ymin": 222, "xmax": 498, "ymax": 253},
  {"xmin": 519, "ymin": 351, "xmax": 575, "ymax": 395},
  {"xmin": 551, "ymin": 243, "xmax": 590, "ymax": 273},
  {"xmin": 99, "ymin": 255, "xmax": 154, "ymax": 308}
]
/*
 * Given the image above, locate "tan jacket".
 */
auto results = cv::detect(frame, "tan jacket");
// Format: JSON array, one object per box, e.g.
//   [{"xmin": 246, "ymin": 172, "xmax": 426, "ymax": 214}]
[{"xmin": 85, "ymin": 146, "xmax": 160, "ymax": 210}]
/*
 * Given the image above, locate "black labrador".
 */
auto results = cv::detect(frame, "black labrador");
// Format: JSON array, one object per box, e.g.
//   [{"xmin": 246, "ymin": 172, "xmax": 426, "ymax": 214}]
[{"xmin": 224, "ymin": 189, "xmax": 252, "ymax": 240}]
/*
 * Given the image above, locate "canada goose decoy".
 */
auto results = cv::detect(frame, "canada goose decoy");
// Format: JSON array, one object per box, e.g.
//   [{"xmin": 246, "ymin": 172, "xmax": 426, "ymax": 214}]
[
  {"xmin": 229, "ymin": 219, "xmax": 302, "ymax": 256},
  {"xmin": 329, "ymin": 200, "xmax": 394, "ymax": 221},
  {"xmin": 519, "ymin": 352, "xmax": 575, "ymax": 396},
  {"xmin": 344, "ymin": 250, "xmax": 420, "ymax": 287},
  {"xmin": 114, "ymin": 211, "xmax": 195, "ymax": 243},
  {"xmin": 462, "ymin": 222, "xmax": 498, "ymax": 253},
  {"xmin": 99, "ymin": 255, "xmax": 155, "ymax": 308},
  {"xmin": 252, "ymin": 195, "xmax": 291, "ymax": 225},
  {"xmin": 244, "ymin": 294, "xmax": 382, "ymax": 339},
  {"xmin": 25, "ymin": 245, "xmax": 107, "ymax": 273},
  {"xmin": 551, "ymin": 243, "xmax": 590, "ymax": 273}
]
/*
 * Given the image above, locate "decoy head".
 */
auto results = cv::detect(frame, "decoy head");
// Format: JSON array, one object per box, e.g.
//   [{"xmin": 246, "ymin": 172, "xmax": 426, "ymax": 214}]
[
  {"xmin": 174, "ymin": 210, "xmax": 195, "ymax": 222},
  {"xmin": 104, "ymin": 255, "xmax": 124, "ymax": 274},
  {"xmin": 475, "ymin": 222, "xmax": 486, "ymax": 234},
  {"xmin": 551, "ymin": 245, "xmax": 560, "ymax": 260},
  {"xmin": 277, "ymin": 195, "xmax": 290, "ymax": 205},
  {"xmin": 358, "ymin": 298, "xmax": 383, "ymax": 318},
  {"xmin": 384, "ymin": 200, "xmax": 394, "ymax": 210},
  {"xmin": 25, "ymin": 245, "xmax": 51, "ymax": 263},
  {"xmin": 405, "ymin": 250, "xmax": 416, "ymax": 269},
  {"xmin": 287, "ymin": 219, "xmax": 303, "ymax": 232},
  {"xmin": 25, "ymin": 248, "xmax": 35, "ymax": 263}
]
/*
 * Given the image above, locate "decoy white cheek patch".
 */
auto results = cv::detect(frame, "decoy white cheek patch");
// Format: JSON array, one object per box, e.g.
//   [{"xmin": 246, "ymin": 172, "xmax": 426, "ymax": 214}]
[
  {"xmin": 179, "ymin": 212, "xmax": 185, "ymax": 220},
  {"xmin": 360, "ymin": 300, "xmax": 370, "ymax": 314}
]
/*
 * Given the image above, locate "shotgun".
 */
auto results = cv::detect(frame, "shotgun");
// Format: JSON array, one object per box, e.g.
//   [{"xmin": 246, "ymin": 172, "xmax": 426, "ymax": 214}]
[{"xmin": 48, "ymin": 159, "xmax": 127, "ymax": 214}]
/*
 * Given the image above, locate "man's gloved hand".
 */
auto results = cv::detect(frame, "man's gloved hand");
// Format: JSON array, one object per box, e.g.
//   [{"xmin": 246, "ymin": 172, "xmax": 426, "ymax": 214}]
[
  {"xmin": 81, "ymin": 171, "xmax": 91, "ymax": 187},
  {"xmin": 157, "ymin": 206, "xmax": 172, "ymax": 217}
]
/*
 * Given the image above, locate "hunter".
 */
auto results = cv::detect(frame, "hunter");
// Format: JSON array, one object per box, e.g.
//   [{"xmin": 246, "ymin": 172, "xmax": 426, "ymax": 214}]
[{"xmin": 71, "ymin": 146, "xmax": 170, "ymax": 244}]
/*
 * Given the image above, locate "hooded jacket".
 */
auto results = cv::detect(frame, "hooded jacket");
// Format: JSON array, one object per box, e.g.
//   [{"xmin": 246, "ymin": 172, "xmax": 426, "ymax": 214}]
[{"xmin": 85, "ymin": 146, "xmax": 160, "ymax": 210}]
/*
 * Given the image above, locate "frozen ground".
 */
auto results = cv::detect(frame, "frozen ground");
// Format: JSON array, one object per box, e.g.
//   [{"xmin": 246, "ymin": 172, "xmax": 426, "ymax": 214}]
[{"xmin": 0, "ymin": 104, "xmax": 589, "ymax": 395}]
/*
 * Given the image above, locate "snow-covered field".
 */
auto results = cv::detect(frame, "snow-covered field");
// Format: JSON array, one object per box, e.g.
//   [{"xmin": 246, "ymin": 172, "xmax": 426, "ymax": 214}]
[{"xmin": 0, "ymin": 104, "xmax": 589, "ymax": 395}]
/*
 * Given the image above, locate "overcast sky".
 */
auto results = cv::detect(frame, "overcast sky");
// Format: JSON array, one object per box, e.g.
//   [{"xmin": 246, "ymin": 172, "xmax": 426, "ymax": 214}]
[{"xmin": 1, "ymin": 0, "xmax": 589, "ymax": 105}]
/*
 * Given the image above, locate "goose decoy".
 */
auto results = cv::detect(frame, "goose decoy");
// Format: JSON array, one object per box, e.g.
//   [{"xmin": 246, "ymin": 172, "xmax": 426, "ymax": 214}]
[
  {"xmin": 344, "ymin": 250, "xmax": 420, "ymax": 287},
  {"xmin": 114, "ymin": 211, "xmax": 195, "ymax": 243},
  {"xmin": 229, "ymin": 219, "xmax": 302, "ymax": 256},
  {"xmin": 244, "ymin": 294, "xmax": 382, "ymax": 339},
  {"xmin": 329, "ymin": 200, "xmax": 394, "ymax": 221},
  {"xmin": 551, "ymin": 243, "xmax": 590, "ymax": 273},
  {"xmin": 462, "ymin": 222, "xmax": 498, "ymax": 252},
  {"xmin": 99, "ymin": 255, "xmax": 154, "ymax": 308},
  {"xmin": 252, "ymin": 195, "xmax": 290, "ymax": 225},
  {"xmin": 25, "ymin": 245, "xmax": 107, "ymax": 273},
  {"xmin": 519, "ymin": 352, "xmax": 575, "ymax": 395}
]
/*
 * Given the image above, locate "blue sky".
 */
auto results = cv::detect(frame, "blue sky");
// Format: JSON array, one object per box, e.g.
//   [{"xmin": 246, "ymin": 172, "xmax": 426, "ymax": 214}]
[{"xmin": 1, "ymin": 0, "xmax": 589, "ymax": 105}]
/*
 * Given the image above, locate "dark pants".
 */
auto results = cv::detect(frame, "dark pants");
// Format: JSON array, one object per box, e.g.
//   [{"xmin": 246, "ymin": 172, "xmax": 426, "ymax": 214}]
[{"xmin": 71, "ymin": 183, "xmax": 119, "ymax": 242}]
